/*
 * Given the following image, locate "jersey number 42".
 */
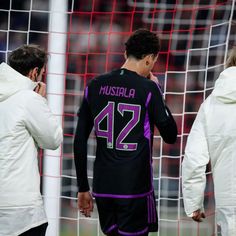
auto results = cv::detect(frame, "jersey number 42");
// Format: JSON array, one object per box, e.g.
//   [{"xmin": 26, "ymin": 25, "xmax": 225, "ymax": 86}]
[{"xmin": 94, "ymin": 102, "xmax": 141, "ymax": 151}]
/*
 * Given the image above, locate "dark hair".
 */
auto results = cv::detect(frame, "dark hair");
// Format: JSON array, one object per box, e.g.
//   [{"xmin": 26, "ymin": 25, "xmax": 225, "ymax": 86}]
[
  {"xmin": 8, "ymin": 44, "xmax": 48, "ymax": 76},
  {"xmin": 125, "ymin": 29, "xmax": 160, "ymax": 59}
]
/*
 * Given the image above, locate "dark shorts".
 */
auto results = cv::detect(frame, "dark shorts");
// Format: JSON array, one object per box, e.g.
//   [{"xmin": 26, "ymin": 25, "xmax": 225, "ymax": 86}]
[
  {"xmin": 95, "ymin": 193, "xmax": 158, "ymax": 235},
  {"xmin": 19, "ymin": 223, "xmax": 48, "ymax": 236}
]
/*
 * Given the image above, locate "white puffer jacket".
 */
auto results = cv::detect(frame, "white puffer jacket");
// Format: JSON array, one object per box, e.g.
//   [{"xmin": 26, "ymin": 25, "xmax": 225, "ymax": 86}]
[
  {"xmin": 182, "ymin": 66, "xmax": 236, "ymax": 217},
  {"xmin": 0, "ymin": 63, "xmax": 63, "ymax": 236}
]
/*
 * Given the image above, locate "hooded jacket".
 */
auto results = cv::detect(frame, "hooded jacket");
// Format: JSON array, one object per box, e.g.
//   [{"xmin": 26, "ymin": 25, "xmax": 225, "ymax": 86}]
[
  {"xmin": 182, "ymin": 66, "xmax": 236, "ymax": 217},
  {"xmin": 0, "ymin": 63, "xmax": 63, "ymax": 235}
]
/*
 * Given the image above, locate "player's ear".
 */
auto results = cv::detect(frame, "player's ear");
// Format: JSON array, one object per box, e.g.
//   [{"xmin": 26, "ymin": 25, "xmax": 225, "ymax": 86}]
[
  {"xmin": 27, "ymin": 67, "xmax": 38, "ymax": 82},
  {"xmin": 144, "ymin": 54, "xmax": 152, "ymax": 66}
]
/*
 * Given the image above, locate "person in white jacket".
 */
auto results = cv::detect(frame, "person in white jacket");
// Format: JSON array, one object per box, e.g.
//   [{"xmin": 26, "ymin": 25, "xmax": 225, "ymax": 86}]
[
  {"xmin": 182, "ymin": 47, "xmax": 236, "ymax": 236},
  {"xmin": 0, "ymin": 45, "xmax": 63, "ymax": 236}
]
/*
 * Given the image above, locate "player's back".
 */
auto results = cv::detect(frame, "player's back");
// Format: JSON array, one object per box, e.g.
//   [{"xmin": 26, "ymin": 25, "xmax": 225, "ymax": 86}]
[{"xmin": 86, "ymin": 68, "xmax": 160, "ymax": 196}]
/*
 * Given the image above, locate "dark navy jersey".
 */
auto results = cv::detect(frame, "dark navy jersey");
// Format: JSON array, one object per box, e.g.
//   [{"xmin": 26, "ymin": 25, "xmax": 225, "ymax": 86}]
[{"xmin": 74, "ymin": 68, "xmax": 177, "ymax": 197}]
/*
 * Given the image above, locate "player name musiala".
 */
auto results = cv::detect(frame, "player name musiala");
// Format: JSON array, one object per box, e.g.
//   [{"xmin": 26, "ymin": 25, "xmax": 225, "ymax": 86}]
[{"xmin": 99, "ymin": 85, "xmax": 135, "ymax": 98}]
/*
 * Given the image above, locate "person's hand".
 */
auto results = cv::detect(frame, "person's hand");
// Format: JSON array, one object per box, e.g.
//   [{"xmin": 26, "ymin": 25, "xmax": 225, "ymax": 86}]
[
  {"xmin": 192, "ymin": 209, "xmax": 206, "ymax": 222},
  {"xmin": 34, "ymin": 82, "xmax": 46, "ymax": 98},
  {"xmin": 149, "ymin": 72, "xmax": 159, "ymax": 84},
  {"xmin": 77, "ymin": 191, "xmax": 94, "ymax": 217}
]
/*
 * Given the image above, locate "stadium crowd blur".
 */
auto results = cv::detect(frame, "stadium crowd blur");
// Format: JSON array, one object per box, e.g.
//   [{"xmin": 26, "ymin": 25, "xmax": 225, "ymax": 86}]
[{"xmin": 0, "ymin": 0, "xmax": 235, "ymax": 233}]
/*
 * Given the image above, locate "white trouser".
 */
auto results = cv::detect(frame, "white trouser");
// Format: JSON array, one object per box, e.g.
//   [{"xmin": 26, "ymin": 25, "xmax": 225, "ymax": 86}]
[{"xmin": 216, "ymin": 207, "xmax": 236, "ymax": 236}]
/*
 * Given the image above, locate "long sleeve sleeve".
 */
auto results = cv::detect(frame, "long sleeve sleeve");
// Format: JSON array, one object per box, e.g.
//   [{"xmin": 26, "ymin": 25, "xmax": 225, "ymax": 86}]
[
  {"xmin": 182, "ymin": 104, "xmax": 210, "ymax": 217},
  {"xmin": 25, "ymin": 92, "xmax": 63, "ymax": 150},
  {"xmin": 149, "ymin": 83, "xmax": 177, "ymax": 144},
  {"xmin": 73, "ymin": 94, "xmax": 94, "ymax": 192}
]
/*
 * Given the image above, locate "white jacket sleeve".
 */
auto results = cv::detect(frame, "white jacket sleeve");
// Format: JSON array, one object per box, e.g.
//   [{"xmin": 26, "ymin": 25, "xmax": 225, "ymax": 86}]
[
  {"xmin": 24, "ymin": 91, "xmax": 63, "ymax": 150},
  {"xmin": 182, "ymin": 104, "xmax": 210, "ymax": 217}
]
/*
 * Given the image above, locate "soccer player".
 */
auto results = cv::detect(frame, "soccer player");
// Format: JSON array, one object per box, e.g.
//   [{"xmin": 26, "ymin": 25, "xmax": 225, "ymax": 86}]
[
  {"xmin": 74, "ymin": 29, "xmax": 177, "ymax": 236},
  {"xmin": 0, "ymin": 45, "xmax": 63, "ymax": 236},
  {"xmin": 182, "ymin": 47, "xmax": 236, "ymax": 236}
]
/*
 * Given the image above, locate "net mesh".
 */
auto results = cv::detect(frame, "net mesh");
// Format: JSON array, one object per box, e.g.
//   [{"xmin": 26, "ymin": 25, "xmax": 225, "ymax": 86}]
[{"xmin": 1, "ymin": 0, "xmax": 236, "ymax": 235}]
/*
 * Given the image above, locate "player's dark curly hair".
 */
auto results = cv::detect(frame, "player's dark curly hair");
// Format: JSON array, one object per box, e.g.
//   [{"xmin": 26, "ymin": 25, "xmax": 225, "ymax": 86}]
[
  {"xmin": 8, "ymin": 44, "xmax": 48, "ymax": 76},
  {"xmin": 125, "ymin": 29, "xmax": 160, "ymax": 60}
]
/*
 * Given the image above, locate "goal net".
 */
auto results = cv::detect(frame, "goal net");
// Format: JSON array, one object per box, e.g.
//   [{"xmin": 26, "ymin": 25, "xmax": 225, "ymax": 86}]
[{"xmin": 1, "ymin": 0, "xmax": 235, "ymax": 235}]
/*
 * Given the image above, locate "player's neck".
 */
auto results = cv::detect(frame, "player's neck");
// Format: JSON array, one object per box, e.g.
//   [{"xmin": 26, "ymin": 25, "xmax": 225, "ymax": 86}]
[{"xmin": 121, "ymin": 58, "xmax": 147, "ymax": 77}]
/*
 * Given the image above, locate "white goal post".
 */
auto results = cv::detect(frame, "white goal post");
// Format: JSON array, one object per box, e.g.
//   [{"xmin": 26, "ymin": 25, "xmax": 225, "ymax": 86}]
[{"xmin": 43, "ymin": 0, "xmax": 68, "ymax": 236}]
